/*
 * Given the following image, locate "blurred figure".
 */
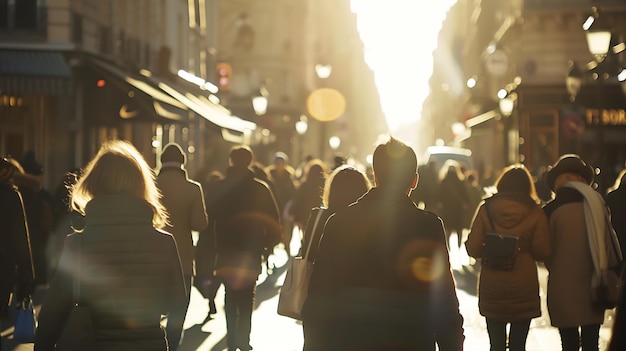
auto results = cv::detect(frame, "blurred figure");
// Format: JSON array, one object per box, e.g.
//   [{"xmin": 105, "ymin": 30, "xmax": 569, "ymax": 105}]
[
  {"xmin": 606, "ymin": 169, "xmax": 626, "ymax": 259},
  {"xmin": 465, "ymin": 165, "xmax": 551, "ymax": 351},
  {"xmin": 211, "ymin": 145, "xmax": 282, "ymax": 351},
  {"xmin": 463, "ymin": 170, "xmax": 484, "ymax": 231},
  {"xmin": 410, "ymin": 160, "xmax": 439, "ymax": 210},
  {"xmin": 8, "ymin": 155, "xmax": 54, "ymax": 286},
  {"xmin": 303, "ymin": 137, "xmax": 464, "ymax": 350},
  {"xmin": 35, "ymin": 140, "xmax": 188, "ymax": 351},
  {"xmin": 0, "ymin": 158, "xmax": 35, "ymax": 338},
  {"xmin": 533, "ymin": 165, "xmax": 553, "ymax": 205},
  {"xmin": 438, "ymin": 160, "xmax": 471, "ymax": 250},
  {"xmin": 289, "ymin": 160, "xmax": 327, "ymax": 237},
  {"xmin": 156, "ymin": 142, "xmax": 208, "ymax": 349},
  {"xmin": 265, "ymin": 152, "xmax": 297, "ymax": 255},
  {"xmin": 301, "ymin": 165, "xmax": 371, "ymax": 262},
  {"xmin": 606, "ymin": 268, "xmax": 626, "ymax": 351},
  {"xmin": 543, "ymin": 154, "xmax": 615, "ymax": 351},
  {"xmin": 331, "ymin": 153, "xmax": 347, "ymax": 171},
  {"xmin": 195, "ymin": 170, "xmax": 224, "ymax": 323}
]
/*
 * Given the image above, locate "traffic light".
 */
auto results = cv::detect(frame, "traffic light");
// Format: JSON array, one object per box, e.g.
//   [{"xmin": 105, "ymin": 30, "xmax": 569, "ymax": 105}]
[{"xmin": 216, "ymin": 62, "xmax": 232, "ymax": 91}]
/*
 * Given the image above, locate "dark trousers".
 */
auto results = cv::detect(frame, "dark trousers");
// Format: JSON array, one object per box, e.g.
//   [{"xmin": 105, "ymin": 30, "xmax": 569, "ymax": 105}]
[
  {"xmin": 224, "ymin": 283, "xmax": 255, "ymax": 351},
  {"xmin": 559, "ymin": 324, "xmax": 600, "ymax": 351},
  {"xmin": 166, "ymin": 274, "xmax": 192, "ymax": 351},
  {"xmin": 485, "ymin": 317, "xmax": 531, "ymax": 351}
]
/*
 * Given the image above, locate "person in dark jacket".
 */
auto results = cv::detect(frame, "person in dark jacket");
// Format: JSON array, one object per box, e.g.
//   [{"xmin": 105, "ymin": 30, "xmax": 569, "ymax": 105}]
[
  {"xmin": 35, "ymin": 140, "xmax": 188, "ymax": 351},
  {"xmin": 156, "ymin": 142, "xmax": 208, "ymax": 348},
  {"xmin": 465, "ymin": 165, "xmax": 551, "ymax": 351},
  {"xmin": 606, "ymin": 169, "xmax": 626, "ymax": 259},
  {"xmin": 210, "ymin": 145, "xmax": 282, "ymax": 351},
  {"xmin": 303, "ymin": 137, "xmax": 464, "ymax": 351},
  {"xmin": 0, "ymin": 157, "xmax": 35, "ymax": 335}
]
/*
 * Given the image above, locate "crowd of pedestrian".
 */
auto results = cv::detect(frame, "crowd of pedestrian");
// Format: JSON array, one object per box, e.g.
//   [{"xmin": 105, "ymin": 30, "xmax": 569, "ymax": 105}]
[{"xmin": 2, "ymin": 137, "xmax": 626, "ymax": 351}]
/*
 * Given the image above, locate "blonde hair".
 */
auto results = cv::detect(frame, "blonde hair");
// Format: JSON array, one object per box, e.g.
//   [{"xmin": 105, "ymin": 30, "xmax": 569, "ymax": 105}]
[{"xmin": 70, "ymin": 140, "xmax": 168, "ymax": 228}]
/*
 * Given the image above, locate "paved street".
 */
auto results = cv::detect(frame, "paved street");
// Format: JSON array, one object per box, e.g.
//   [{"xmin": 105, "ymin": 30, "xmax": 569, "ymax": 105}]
[{"xmin": 1, "ymin": 233, "xmax": 616, "ymax": 350}]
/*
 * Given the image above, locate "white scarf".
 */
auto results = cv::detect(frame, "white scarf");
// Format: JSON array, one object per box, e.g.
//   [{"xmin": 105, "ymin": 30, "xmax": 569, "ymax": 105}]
[{"xmin": 564, "ymin": 182, "xmax": 623, "ymax": 274}]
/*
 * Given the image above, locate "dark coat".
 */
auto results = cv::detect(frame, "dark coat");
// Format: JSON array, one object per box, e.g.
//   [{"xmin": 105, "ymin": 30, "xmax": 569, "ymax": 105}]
[
  {"xmin": 606, "ymin": 185, "xmax": 626, "ymax": 259},
  {"xmin": 0, "ymin": 183, "xmax": 35, "ymax": 313},
  {"xmin": 302, "ymin": 187, "xmax": 464, "ymax": 351},
  {"xmin": 210, "ymin": 167, "xmax": 281, "ymax": 288},
  {"xmin": 35, "ymin": 195, "xmax": 188, "ymax": 351},
  {"xmin": 465, "ymin": 194, "xmax": 551, "ymax": 321}
]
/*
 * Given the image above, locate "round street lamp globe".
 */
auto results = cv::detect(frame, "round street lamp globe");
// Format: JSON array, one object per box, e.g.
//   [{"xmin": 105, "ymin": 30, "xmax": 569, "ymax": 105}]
[{"xmin": 307, "ymin": 88, "xmax": 346, "ymax": 122}]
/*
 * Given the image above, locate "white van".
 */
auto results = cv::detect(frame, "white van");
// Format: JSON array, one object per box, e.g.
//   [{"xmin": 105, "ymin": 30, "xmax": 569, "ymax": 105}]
[{"xmin": 424, "ymin": 146, "xmax": 474, "ymax": 174}]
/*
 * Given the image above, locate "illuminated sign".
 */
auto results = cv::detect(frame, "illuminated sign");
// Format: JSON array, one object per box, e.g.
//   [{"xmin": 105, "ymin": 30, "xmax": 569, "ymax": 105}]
[{"xmin": 585, "ymin": 109, "xmax": 626, "ymax": 125}]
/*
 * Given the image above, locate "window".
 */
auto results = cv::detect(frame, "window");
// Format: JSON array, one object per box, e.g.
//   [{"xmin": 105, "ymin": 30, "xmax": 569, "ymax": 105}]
[{"xmin": 15, "ymin": 0, "xmax": 36, "ymax": 29}]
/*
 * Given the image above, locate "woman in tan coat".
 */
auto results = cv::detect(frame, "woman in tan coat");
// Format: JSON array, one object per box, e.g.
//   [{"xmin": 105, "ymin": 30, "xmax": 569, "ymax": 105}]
[{"xmin": 466, "ymin": 165, "xmax": 551, "ymax": 351}]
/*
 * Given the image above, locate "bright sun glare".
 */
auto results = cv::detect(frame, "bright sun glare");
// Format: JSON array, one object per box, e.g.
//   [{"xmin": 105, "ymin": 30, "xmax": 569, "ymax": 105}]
[{"xmin": 351, "ymin": 0, "xmax": 457, "ymax": 147}]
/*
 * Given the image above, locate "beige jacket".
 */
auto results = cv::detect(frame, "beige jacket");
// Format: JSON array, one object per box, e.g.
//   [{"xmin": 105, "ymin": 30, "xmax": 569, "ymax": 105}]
[{"xmin": 158, "ymin": 167, "xmax": 208, "ymax": 276}]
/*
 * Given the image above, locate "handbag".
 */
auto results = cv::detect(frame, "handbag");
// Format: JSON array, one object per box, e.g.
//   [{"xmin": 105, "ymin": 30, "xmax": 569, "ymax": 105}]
[
  {"xmin": 482, "ymin": 204, "xmax": 519, "ymax": 271},
  {"xmin": 277, "ymin": 208, "xmax": 325, "ymax": 320},
  {"xmin": 14, "ymin": 297, "xmax": 36, "ymax": 343},
  {"xmin": 55, "ymin": 236, "xmax": 97, "ymax": 351}
]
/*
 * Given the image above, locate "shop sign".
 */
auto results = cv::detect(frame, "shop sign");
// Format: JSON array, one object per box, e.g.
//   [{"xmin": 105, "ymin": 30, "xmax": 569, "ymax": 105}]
[{"xmin": 586, "ymin": 109, "xmax": 626, "ymax": 126}]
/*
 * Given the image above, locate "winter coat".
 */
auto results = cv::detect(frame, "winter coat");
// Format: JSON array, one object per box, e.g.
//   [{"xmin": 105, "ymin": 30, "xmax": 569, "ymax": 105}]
[
  {"xmin": 543, "ymin": 185, "xmax": 606, "ymax": 328},
  {"xmin": 0, "ymin": 183, "xmax": 35, "ymax": 312},
  {"xmin": 35, "ymin": 194, "xmax": 188, "ymax": 351},
  {"xmin": 606, "ymin": 184, "xmax": 626, "ymax": 259},
  {"xmin": 157, "ymin": 167, "xmax": 208, "ymax": 276},
  {"xmin": 465, "ymin": 193, "xmax": 551, "ymax": 321},
  {"xmin": 210, "ymin": 167, "xmax": 281, "ymax": 288},
  {"xmin": 303, "ymin": 187, "xmax": 464, "ymax": 351}
]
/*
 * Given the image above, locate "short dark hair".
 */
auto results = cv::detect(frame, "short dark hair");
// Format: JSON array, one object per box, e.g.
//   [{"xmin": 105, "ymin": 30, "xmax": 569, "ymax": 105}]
[
  {"xmin": 372, "ymin": 137, "xmax": 417, "ymax": 189},
  {"xmin": 229, "ymin": 145, "xmax": 253, "ymax": 167}
]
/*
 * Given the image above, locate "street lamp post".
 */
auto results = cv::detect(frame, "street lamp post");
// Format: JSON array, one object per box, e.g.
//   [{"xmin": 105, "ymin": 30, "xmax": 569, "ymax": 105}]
[{"xmin": 568, "ymin": 7, "xmax": 613, "ymax": 192}]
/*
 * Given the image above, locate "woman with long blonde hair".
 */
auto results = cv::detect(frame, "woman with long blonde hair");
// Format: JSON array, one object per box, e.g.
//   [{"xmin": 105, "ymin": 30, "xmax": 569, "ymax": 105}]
[{"xmin": 35, "ymin": 140, "xmax": 187, "ymax": 351}]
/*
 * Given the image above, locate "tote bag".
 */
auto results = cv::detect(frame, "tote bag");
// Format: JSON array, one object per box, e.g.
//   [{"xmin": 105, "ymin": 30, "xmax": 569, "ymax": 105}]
[
  {"xmin": 14, "ymin": 297, "xmax": 36, "ymax": 343},
  {"xmin": 277, "ymin": 208, "xmax": 325, "ymax": 320}
]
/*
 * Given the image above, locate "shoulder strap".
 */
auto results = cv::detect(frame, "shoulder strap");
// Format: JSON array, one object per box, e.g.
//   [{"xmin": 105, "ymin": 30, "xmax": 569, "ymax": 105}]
[
  {"xmin": 303, "ymin": 208, "xmax": 325, "ymax": 259},
  {"xmin": 73, "ymin": 235, "xmax": 82, "ymax": 304},
  {"xmin": 484, "ymin": 201, "xmax": 496, "ymax": 232}
]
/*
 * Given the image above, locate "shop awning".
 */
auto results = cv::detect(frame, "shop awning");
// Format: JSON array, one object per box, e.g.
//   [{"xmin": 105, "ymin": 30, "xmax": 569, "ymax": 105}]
[
  {"xmin": 144, "ymin": 75, "xmax": 257, "ymax": 134},
  {"xmin": 0, "ymin": 50, "xmax": 72, "ymax": 96},
  {"xmin": 85, "ymin": 58, "xmax": 188, "ymax": 124}
]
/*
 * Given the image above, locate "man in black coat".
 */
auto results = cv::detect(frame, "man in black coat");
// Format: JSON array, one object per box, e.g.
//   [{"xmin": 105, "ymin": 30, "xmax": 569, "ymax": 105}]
[
  {"xmin": 303, "ymin": 137, "xmax": 465, "ymax": 351},
  {"xmin": 210, "ymin": 146, "xmax": 281, "ymax": 351},
  {"xmin": 0, "ymin": 158, "xmax": 35, "ymax": 335}
]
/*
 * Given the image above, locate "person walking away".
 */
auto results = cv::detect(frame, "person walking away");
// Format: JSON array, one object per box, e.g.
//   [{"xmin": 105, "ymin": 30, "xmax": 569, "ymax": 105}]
[
  {"xmin": 156, "ymin": 142, "xmax": 208, "ymax": 349},
  {"xmin": 211, "ymin": 145, "xmax": 282, "ymax": 351},
  {"xmin": 266, "ymin": 152, "xmax": 297, "ymax": 256},
  {"xmin": 35, "ymin": 140, "xmax": 188, "ymax": 351},
  {"xmin": 303, "ymin": 137, "xmax": 464, "ymax": 351},
  {"xmin": 437, "ymin": 161, "xmax": 471, "ymax": 250},
  {"xmin": 0, "ymin": 158, "xmax": 35, "ymax": 351},
  {"xmin": 543, "ymin": 154, "xmax": 617, "ymax": 351},
  {"xmin": 289, "ymin": 160, "xmax": 327, "ymax": 244},
  {"xmin": 465, "ymin": 165, "xmax": 551, "ymax": 351},
  {"xmin": 195, "ymin": 170, "xmax": 224, "ymax": 322},
  {"xmin": 606, "ymin": 168, "xmax": 626, "ymax": 259}
]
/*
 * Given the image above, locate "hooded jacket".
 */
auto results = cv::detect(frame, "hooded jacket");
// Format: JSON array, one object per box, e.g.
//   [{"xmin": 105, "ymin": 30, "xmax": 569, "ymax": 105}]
[{"xmin": 466, "ymin": 193, "xmax": 551, "ymax": 321}]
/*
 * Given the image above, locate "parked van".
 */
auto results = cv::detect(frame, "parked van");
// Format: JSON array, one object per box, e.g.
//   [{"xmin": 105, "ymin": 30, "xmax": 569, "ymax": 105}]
[{"xmin": 424, "ymin": 146, "xmax": 474, "ymax": 174}]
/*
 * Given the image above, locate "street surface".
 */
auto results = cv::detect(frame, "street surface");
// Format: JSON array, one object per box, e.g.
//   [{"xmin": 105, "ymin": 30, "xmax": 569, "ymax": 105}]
[{"xmin": 1, "ymin": 232, "xmax": 616, "ymax": 350}]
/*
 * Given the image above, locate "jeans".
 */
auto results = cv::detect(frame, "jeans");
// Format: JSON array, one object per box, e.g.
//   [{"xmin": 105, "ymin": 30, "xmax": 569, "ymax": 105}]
[
  {"xmin": 224, "ymin": 282, "xmax": 256, "ymax": 351},
  {"xmin": 486, "ymin": 317, "xmax": 531, "ymax": 351},
  {"xmin": 559, "ymin": 324, "xmax": 600, "ymax": 351}
]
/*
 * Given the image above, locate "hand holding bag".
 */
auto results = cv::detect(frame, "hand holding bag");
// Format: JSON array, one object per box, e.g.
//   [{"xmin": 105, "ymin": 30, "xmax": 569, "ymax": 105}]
[
  {"xmin": 14, "ymin": 296, "xmax": 36, "ymax": 343},
  {"xmin": 277, "ymin": 208, "xmax": 325, "ymax": 320},
  {"xmin": 55, "ymin": 236, "xmax": 97, "ymax": 351}
]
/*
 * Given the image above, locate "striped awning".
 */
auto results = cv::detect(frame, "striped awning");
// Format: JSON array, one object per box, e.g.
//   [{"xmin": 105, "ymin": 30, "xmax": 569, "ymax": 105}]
[{"xmin": 0, "ymin": 50, "xmax": 72, "ymax": 96}]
